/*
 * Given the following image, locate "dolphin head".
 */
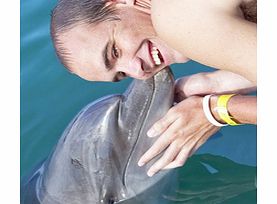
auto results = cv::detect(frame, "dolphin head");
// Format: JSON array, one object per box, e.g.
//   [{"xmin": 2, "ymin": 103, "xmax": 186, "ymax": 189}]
[{"xmin": 23, "ymin": 68, "xmax": 175, "ymax": 204}]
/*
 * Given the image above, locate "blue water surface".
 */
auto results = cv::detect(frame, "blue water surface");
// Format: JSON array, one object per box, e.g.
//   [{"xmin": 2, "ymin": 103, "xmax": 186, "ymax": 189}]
[{"xmin": 21, "ymin": 0, "xmax": 257, "ymax": 203}]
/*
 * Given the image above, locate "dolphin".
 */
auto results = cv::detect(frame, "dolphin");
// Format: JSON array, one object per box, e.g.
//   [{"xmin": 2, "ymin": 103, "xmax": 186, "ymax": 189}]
[{"xmin": 21, "ymin": 68, "xmax": 176, "ymax": 204}]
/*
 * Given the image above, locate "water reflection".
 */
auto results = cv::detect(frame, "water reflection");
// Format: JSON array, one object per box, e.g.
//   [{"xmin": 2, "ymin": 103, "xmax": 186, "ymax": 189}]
[{"xmin": 120, "ymin": 154, "xmax": 256, "ymax": 204}]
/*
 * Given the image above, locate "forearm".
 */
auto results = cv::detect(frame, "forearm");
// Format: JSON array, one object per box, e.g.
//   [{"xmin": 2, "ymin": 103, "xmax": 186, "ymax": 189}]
[
  {"xmin": 175, "ymin": 70, "xmax": 256, "ymax": 101},
  {"xmin": 210, "ymin": 95, "xmax": 257, "ymax": 125},
  {"xmin": 206, "ymin": 70, "xmax": 256, "ymax": 94}
]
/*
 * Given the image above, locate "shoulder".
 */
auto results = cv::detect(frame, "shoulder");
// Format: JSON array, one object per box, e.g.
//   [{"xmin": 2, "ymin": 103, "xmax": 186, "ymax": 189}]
[
  {"xmin": 150, "ymin": 0, "xmax": 257, "ymax": 82},
  {"xmin": 150, "ymin": 0, "xmax": 247, "ymax": 55},
  {"xmin": 151, "ymin": 0, "xmax": 243, "ymax": 14},
  {"xmin": 150, "ymin": 0, "xmax": 244, "ymax": 34}
]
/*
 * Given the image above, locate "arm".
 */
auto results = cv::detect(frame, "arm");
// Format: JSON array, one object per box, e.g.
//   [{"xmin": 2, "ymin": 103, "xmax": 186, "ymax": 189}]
[
  {"xmin": 137, "ymin": 70, "xmax": 256, "ymax": 176},
  {"xmin": 175, "ymin": 70, "xmax": 256, "ymax": 101},
  {"xmin": 138, "ymin": 94, "xmax": 256, "ymax": 177},
  {"xmin": 211, "ymin": 94, "xmax": 257, "ymax": 124},
  {"xmin": 151, "ymin": 0, "xmax": 257, "ymax": 84},
  {"xmin": 175, "ymin": 70, "xmax": 257, "ymax": 124}
]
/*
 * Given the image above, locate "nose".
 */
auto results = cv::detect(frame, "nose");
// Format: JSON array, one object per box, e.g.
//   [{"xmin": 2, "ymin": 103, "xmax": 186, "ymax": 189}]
[{"xmin": 117, "ymin": 57, "xmax": 145, "ymax": 79}]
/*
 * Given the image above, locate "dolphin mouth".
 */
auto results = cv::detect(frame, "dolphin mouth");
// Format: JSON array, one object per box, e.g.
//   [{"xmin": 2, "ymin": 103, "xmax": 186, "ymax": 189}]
[
  {"xmin": 121, "ymin": 85, "xmax": 156, "ymax": 186},
  {"xmin": 120, "ymin": 67, "xmax": 175, "ymax": 195}
]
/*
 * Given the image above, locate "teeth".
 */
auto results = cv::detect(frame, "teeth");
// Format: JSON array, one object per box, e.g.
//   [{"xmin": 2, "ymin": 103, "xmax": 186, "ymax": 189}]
[
  {"xmin": 154, "ymin": 57, "xmax": 161, "ymax": 65},
  {"xmin": 151, "ymin": 50, "xmax": 158, "ymax": 55},
  {"xmin": 151, "ymin": 46, "xmax": 161, "ymax": 65}
]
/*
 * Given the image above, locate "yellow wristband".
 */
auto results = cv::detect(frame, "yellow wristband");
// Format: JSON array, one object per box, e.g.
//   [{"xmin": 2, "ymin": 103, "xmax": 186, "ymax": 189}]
[{"xmin": 216, "ymin": 94, "xmax": 240, "ymax": 126}]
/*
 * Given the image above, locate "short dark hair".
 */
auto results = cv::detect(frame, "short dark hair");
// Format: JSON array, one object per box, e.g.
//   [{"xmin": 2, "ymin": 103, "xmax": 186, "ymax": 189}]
[{"xmin": 50, "ymin": 0, "xmax": 119, "ymax": 70}]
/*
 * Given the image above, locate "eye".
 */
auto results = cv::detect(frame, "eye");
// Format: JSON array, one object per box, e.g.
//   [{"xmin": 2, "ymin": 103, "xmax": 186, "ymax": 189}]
[{"xmin": 112, "ymin": 44, "xmax": 120, "ymax": 58}]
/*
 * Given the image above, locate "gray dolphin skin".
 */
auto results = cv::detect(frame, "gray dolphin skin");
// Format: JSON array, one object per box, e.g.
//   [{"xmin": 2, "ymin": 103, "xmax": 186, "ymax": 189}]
[{"xmin": 21, "ymin": 68, "xmax": 175, "ymax": 204}]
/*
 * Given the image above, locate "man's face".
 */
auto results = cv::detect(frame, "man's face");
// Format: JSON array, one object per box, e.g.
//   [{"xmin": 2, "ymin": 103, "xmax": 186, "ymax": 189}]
[{"xmin": 59, "ymin": 4, "xmax": 188, "ymax": 81}]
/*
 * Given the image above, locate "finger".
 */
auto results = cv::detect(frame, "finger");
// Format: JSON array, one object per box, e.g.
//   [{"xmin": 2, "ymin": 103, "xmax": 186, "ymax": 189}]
[
  {"xmin": 138, "ymin": 119, "xmax": 182, "ymax": 166},
  {"xmin": 146, "ymin": 141, "xmax": 181, "ymax": 177},
  {"xmin": 162, "ymin": 133, "xmax": 198, "ymax": 169},
  {"xmin": 188, "ymin": 126, "xmax": 219, "ymax": 157},
  {"xmin": 161, "ymin": 121, "xmax": 219, "ymax": 169},
  {"xmin": 163, "ymin": 146, "xmax": 192, "ymax": 169},
  {"xmin": 147, "ymin": 108, "xmax": 178, "ymax": 137}
]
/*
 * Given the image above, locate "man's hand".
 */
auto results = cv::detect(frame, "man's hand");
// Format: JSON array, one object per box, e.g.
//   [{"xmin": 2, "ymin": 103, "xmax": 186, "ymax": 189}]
[
  {"xmin": 137, "ymin": 70, "xmax": 255, "ymax": 177},
  {"xmin": 138, "ymin": 96, "xmax": 219, "ymax": 177}
]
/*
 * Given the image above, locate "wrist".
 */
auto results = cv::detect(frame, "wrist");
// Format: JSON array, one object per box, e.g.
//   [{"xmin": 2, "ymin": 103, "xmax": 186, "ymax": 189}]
[
  {"xmin": 213, "ymin": 94, "xmax": 242, "ymax": 126},
  {"xmin": 209, "ymin": 95, "xmax": 226, "ymax": 124},
  {"xmin": 203, "ymin": 94, "xmax": 245, "ymax": 126},
  {"xmin": 202, "ymin": 95, "xmax": 227, "ymax": 127}
]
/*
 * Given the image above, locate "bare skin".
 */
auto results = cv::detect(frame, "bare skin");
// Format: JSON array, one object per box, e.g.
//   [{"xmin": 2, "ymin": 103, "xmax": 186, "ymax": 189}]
[
  {"xmin": 151, "ymin": 0, "xmax": 257, "ymax": 84},
  {"xmin": 57, "ymin": 0, "xmax": 256, "ymax": 83},
  {"xmin": 138, "ymin": 94, "xmax": 256, "ymax": 177},
  {"xmin": 138, "ymin": 71, "xmax": 256, "ymax": 176},
  {"xmin": 128, "ymin": 0, "xmax": 257, "ymax": 176},
  {"xmin": 52, "ymin": 0, "xmax": 257, "ymax": 177},
  {"xmin": 130, "ymin": 0, "xmax": 257, "ymax": 83},
  {"xmin": 210, "ymin": 94, "xmax": 257, "ymax": 124},
  {"xmin": 175, "ymin": 70, "xmax": 256, "ymax": 101}
]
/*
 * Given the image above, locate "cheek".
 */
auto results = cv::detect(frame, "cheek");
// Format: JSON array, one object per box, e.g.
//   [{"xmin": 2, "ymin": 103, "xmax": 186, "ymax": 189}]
[
  {"xmin": 119, "ymin": 23, "xmax": 155, "ymax": 49},
  {"xmin": 135, "ymin": 17, "xmax": 155, "ymax": 36},
  {"xmin": 120, "ymin": 10, "xmax": 155, "ymax": 37}
]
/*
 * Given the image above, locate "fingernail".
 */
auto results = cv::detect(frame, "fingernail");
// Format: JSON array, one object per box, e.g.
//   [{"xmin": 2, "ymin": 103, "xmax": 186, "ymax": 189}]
[
  {"xmin": 147, "ymin": 129, "xmax": 156, "ymax": 137},
  {"xmin": 147, "ymin": 171, "xmax": 155, "ymax": 177},
  {"xmin": 138, "ymin": 160, "xmax": 145, "ymax": 167}
]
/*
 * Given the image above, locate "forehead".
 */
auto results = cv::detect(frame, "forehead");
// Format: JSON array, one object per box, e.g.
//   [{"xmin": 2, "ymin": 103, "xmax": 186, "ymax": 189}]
[{"xmin": 60, "ymin": 22, "xmax": 115, "ymax": 81}]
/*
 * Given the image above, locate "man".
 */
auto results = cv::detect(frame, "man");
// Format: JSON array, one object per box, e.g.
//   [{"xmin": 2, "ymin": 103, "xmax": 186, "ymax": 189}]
[{"xmin": 50, "ymin": 0, "xmax": 256, "ymax": 176}]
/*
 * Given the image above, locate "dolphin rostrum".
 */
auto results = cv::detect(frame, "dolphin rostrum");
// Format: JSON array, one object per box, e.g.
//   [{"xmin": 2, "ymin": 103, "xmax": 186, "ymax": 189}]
[{"xmin": 21, "ymin": 68, "xmax": 176, "ymax": 204}]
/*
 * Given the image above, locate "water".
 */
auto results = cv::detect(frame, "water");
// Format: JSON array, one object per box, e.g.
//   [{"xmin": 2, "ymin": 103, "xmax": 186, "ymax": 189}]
[{"xmin": 21, "ymin": 0, "xmax": 257, "ymax": 203}]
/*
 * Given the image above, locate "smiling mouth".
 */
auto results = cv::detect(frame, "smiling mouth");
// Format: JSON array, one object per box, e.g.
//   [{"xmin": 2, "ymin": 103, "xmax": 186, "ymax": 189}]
[{"xmin": 148, "ymin": 41, "xmax": 164, "ymax": 66}]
